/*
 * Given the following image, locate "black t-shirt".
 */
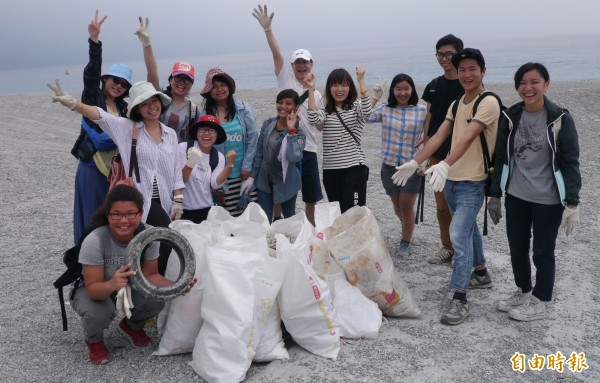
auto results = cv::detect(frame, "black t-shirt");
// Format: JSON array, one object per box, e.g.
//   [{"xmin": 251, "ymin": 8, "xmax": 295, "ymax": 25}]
[{"xmin": 421, "ymin": 76, "xmax": 464, "ymax": 159}]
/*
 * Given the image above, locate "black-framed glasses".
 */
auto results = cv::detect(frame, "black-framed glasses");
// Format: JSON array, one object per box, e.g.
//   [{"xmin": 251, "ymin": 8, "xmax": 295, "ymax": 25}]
[
  {"xmin": 173, "ymin": 76, "xmax": 193, "ymax": 85},
  {"xmin": 435, "ymin": 51, "xmax": 456, "ymax": 60},
  {"xmin": 108, "ymin": 211, "xmax": 140, "ymax": 220},
  {"xmin": 198, "ymin": 127, "xmax": 217, "ymax": 135},
  {"xmin": 109, "ymin": 76, "xmax": 131, "ymax": 88}
]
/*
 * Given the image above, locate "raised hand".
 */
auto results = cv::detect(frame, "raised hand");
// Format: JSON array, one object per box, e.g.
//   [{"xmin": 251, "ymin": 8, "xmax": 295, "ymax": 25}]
[
  {"xmin": 287, "ymin": 110, "xmax": 298, "ymax": 132},
  {"xmin": 304, "ymin": 73, "xmax": 315, "ymax": 89},
  {"xmin": 88, "ymin": 9, "xmax": 107, "ymax": 42},
  {"xmin": 47, "ymin": 79, "xmax": 77, "ymax": 110},
  {"xmin": 372, "ymin": 78, "xmax": 387, "ymax": 100},
  {"xmin": 134, "ymin": 16, "xmax": 151, "ymax": 47},
  {"xmin": 252, "ymin": 4, "xmax": 274, "ymax": 32}
]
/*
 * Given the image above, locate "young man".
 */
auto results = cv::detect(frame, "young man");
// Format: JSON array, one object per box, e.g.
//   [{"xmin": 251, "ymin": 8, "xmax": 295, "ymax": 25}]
[
  {"xmin": 421, "ymin": 34, "xmax": 464, "ymax": 265},
  {"xmin": 392, "ymin": 48, "xmax": 500, "ymax": 325},
  {"xmin": 253, "ymin": 4, "xmax": 323, "ymax": 226}
]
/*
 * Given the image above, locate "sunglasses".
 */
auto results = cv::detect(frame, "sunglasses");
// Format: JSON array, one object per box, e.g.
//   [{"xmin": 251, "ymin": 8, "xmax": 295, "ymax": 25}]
[
  {"xmin": 173, "ymin": 76, "xmax": 193, "ymax": 85},
  {"xmin": 109, "ymin": 76, "xmax": 130, "ymax": 88}
]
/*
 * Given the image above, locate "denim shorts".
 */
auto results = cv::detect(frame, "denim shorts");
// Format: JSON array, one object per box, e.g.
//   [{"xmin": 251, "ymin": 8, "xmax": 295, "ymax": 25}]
[
  {"xmin": 300, "ymin": 151, "xmax": 323, "ymax": 203},
  {"xmin": 380, "ymin": 163, "xmax": 421, "ymax": 196}
]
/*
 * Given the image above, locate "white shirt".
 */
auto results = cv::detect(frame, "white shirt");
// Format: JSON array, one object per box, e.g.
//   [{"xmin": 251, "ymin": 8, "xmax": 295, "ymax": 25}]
[
  {"xmin": 94, "ymin": 108, "xmax": 185, "ymax": 221},
  {"xmin": 277, "ymin": 64, "xmax": 323, "ymax": 153},
  {"xmin": 177, "ymin": 142, "xmax": 226, "ymax": 210}
]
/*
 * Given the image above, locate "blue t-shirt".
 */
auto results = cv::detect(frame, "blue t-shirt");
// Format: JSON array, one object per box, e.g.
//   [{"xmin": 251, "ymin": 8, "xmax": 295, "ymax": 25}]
[{"xmin": 222, "ymin": 114, "xmax": 245, "ymax": 178}]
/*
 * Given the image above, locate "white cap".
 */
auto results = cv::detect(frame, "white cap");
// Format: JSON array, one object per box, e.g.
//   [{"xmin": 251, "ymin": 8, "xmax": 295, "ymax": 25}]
[{"xmin": 290, "ymin": 49, "xmax": 313, "ymax": 63}]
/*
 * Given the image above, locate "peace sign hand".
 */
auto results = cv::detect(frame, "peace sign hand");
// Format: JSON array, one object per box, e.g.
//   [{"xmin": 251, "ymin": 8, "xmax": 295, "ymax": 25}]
[{"xmin": 88, "ymin": 9, "xmax": 107, "ymax": 42}]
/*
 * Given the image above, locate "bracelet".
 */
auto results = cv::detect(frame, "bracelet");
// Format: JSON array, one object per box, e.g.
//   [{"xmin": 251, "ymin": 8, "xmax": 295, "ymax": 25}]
[
  {"xmin": 174, "ymin": 195, "xmax": 184, "ymax": 202},
  {"xmin": 360, "ymin": 90, "xmax": 368, "ymax": 97},
  {"xmin": 226, "ymin": 164, "xmax": 234, "ymax": 168}
]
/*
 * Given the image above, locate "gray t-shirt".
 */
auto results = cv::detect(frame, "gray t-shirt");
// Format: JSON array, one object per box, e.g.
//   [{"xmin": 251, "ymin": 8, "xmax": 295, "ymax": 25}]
[
  {"xmin": 162, "ymin": 100, "xmax": 195, "ymax": 143},
  {"xmin": 507, "ymin": 109, "xmax": 560, "ymax": 205},
  {"xmin": 79, "ymin": 225, "xmax": 159, "ymax": 281}
]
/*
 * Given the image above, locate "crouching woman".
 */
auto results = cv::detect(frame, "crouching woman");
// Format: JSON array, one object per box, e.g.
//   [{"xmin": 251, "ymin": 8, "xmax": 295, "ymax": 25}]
[{"xmin": 71, "ymin": 185, "xmax": 196, "ymax": 365}]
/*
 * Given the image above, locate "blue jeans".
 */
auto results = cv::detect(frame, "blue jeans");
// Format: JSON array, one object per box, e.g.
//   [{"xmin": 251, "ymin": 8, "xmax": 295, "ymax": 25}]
[
  {"xmin": 444, "ymin": 180, "xmax": 486, "ymax": 292},
  {"xmin": 257, "ymin": 190, "xmax": 298, "ymax": 223}
]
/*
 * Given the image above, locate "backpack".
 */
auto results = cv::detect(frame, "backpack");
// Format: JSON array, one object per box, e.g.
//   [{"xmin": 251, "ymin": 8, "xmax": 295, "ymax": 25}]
[
  {"xmin": 450, "ymin": 91, "xmax": 506, "ymax": 235},
  {"xmin": 53, "ymin": 223, "xmax": 145, "ymax": 331}
]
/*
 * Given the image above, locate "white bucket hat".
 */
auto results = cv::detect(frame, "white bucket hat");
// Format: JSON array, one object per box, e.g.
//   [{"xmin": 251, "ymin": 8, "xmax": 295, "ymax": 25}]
[{"xmin": 127, "ymin": 81, "xmax": 172, "ymax": 118}]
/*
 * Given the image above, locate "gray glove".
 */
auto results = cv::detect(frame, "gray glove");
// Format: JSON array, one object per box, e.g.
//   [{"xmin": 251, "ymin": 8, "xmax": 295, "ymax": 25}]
[
  {"xmin": 240, "ymin": 177, "xmax": 255, "ymax": 195},
  {"xmin": 134, "ymin": 17, "xmax": 151, "ymax": 47},
  {"xmin": 252, "ymin": 4, "xmax": 274, "ymax": 32},
  {"xmin": 372, "ymin": 78, "xmax": 386, "ymax": 101},
  {"xmin": 487, "ymin": 198, "xmax": 502, "ymax": 225},
  {"xmin": 560, "ymin": 206, "xmax": 579, "ymax": 236},
  {"xmin": 170, "ymin": 195, "xmax": 184, "ymax": 220},
  {"xmin": 47, "ymin": 79, "xmax": 77, "ymax": 110}
]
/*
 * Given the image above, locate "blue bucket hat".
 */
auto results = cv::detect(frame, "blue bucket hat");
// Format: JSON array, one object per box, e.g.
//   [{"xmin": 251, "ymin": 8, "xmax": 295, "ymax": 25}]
[{"xmin": 101, "ymin": 63, "xmax": 133, "ymax": 86}]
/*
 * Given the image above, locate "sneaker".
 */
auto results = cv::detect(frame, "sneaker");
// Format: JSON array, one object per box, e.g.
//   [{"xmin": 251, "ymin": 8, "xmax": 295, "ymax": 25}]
[
  {"xmin": 508, "ymin": 295, "xmax": 547, "ymax": 321},
  {"xmin": 440, "ymin": 299, "xmax": 470, "ymax": 325},
  {"xmin": 428, "ymin": 248, "xmax": 454, "ymax": 264},
  {"xmin": 469, "ymin": 271, "xmax": 493, "ymax": 289},
  {"xmin": 118, "ymin": 318, "xmax": 152, "ymax": 348},
  {"xmin": 85, "ymin": 340, "xmax": 111, "ymax": 365},
  {"xmin": 496, "ymin": 290, "xmax": 532, "ymax": 312},
  {"xmin": 398, "ymin": 242, "xmax": 412, "ymax": 257}
]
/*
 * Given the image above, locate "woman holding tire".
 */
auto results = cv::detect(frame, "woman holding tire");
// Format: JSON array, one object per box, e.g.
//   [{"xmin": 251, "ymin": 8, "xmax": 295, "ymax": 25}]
[{"xmin": 71, "ymin": 185, "xmax": 196, "ymax": 365}]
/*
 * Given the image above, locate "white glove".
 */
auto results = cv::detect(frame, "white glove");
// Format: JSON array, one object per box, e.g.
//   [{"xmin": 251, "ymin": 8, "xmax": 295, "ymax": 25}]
[
  {"xmin": 560, "ymin": 206, "xmax": 579, "ymax": 236},
  {"xmin": 47, "ymin": 79, "xmax": 77, "ymax": 110},
  {"xmin": 186, "ymin": 147, "xmax": 203, "ymax": 168},
  {"xmin": 425, "ymin": 160, "xmax": 450, "ymax": 192},
  {"xmin": 252, "ymin": 4, "xmax": 274, "ymax": 32},
  {"xmin": 240, "ymin": 177, "xmax": 255, "ymax": 195},
  {"xmin": 392, "ymin": 160, "xmax": 419, "ymax": 186},
  {"xmin": 134, "ymin": 17, "xmax": 151, "ymax": 47},
  {"xmin": 116, "ymin": 286, "xmax": 134, "ymax": 319},
  {"xmin": 170, "ymin": 195, "xmax": 184, "ymax": 220},
  {"xmin": 372, "ymin": 78, "xmax": 387, "ymax": 101}
]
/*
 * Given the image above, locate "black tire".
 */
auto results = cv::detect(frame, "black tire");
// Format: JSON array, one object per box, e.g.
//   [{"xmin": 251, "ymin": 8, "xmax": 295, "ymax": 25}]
[{"xmin": 126, "ymin": 227, "xmax": 196, "ymax": 301}]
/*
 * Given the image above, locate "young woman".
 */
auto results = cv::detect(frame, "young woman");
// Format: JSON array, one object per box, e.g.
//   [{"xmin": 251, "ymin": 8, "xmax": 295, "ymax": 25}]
[
  {"xmin": 49, "ymin": 80, "xmax": 184, "ymax": 275},
  {"xmin": 247, "ymin": 89, "xmax": 305, "ymax": 223},
  {"xmin": 489, "ymin": 62, "xmax": 581, "ymax": 321},
  {"xmin": 199, "ymin": 67, "xmax": 259, "ymax": 217},
  {"xmin": 135, "ymin": 17, "xmax": 198, "ymax": 143},
  {"xmin": 73, "ymin": 10, "xmax": 133, "ymax": 244},
  {"xmin": 178, "ymin": 115, "xmax": 236, "ymax": 223},
  {"xmin": 306, "ymin": 67, "xmax": 372, "ymax": 213},
  {"xmin": 367, "ymin": 74, "xmax": 426, "ymax": 257},
  {"xmin": 71, "ymin": 185, "xmax": 196, "ymax": 365}
]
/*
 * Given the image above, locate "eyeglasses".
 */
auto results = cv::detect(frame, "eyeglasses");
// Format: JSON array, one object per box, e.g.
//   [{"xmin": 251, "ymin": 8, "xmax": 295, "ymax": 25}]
[
  {"xmin": 173, "ymin": 76, "xmax": 193, "ymax": 85},
  {"xmin": 435, "ymin": 51, "xmax": 456, "ymax": 60},
  {"xmin": 109, "ymin": 76, "xmax": 131, "ymax": 88},
  {"xmin": 108, "ymin": 211, "xmax": 140, "ymax": 220},
  {"xmin": 198, "ymin": 127, "xmax": 217, "ymax": 135}
]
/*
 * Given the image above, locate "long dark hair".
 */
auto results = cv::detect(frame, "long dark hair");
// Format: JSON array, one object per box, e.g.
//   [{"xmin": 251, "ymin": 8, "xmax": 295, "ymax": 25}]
[
  {"xmin": 387, "ymin": 73, "xmax": 419, "ymax": 108},
  {"xmin": 324, "ymin": 68, "xmax": 357, "ymax": 114},
  {"xmin": 92, "ymin": 185, "xmax": 144, "ymax": 226},
  {"xmin": 202, "ymin": 77, "xmax": 237, "ymax": 121}
]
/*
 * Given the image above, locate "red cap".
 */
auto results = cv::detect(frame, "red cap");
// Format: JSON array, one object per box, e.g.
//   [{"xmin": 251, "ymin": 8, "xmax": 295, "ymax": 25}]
[{"xmin": 171, "ymin": 61, "xmax": 195, "ymax": 80}]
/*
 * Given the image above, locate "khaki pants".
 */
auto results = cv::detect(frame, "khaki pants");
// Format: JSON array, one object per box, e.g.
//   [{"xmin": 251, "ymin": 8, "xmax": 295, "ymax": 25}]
[{"xmin": 429, "ymin": 156, "xmax": 453, "ymax": 251}]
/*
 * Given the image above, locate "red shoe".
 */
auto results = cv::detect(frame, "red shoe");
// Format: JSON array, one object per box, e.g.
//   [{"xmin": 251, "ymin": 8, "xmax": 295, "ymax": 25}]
[
  {"xmin": 118, "ymin": 318, "xmax": 152, "ymax": 348},
  {"xmin": 85, "ymin": 340, "xmax": 111, "ymax": 365}
]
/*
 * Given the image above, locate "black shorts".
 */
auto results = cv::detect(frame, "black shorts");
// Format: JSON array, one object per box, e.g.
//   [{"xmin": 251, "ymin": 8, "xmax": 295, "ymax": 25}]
[{"xmin": 380, "ymin": 163, "xmax": 421, "ymax": 196}]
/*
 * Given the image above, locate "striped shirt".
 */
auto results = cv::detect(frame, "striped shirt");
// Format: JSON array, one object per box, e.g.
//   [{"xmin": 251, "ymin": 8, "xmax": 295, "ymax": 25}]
[
  {"xmin": 94, "ymin": 108, "xmax": 185, "ymax": 221},
  {"xmin": 367, "ymin": 104, "xmax": 426, "ymax": 166},
  {"xmin": 307, "ymin": 96, "xmax": 372, "ymax": 170}
]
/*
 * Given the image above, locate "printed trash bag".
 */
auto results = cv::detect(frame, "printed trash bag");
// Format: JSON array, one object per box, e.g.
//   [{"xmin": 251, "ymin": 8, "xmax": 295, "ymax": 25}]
[
  {"xmin": 311, "ymin": 203, "xmax": 347, "ymax": 287},
  {"xmin": 268, "ymin": 212, "xmax": 314, "ymax": 261},
  {"xmin": 190, "ymin": 243, "xmax": 262, "ymax": 383},
  {"xmin": 276, "ymin": 234, "xmax": 340, "ymax": 360},
  {"xmin": 154, "ymin": 220, "xmax": 218, "ymax": 355},
  {"xmin": 325, "ymin": 206, "xmax": 421, "ymax": 318},
  {"xmin": 333, "ymin": 279, "xmax": 382, "ymax": 339},
  {"xmin": 252, "ymin": 256, "xmax": 289, "ymax": 362}
]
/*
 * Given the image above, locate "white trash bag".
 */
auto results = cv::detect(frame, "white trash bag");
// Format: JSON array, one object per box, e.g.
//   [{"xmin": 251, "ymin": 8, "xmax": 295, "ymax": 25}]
[
  {"xmin": 311, "ymin": 203, "xmax": 347, "ymax": 289},
  {"xmin": 325, "ymin": 206, "xmax": 421, "ymax": 318},
  {"xmin": 333, "ymin": 279, "xmax": 382, "ymax": 339},
  {"xmin": 276, "ymin": 234, "xmax": 340, "ymax": 360}
]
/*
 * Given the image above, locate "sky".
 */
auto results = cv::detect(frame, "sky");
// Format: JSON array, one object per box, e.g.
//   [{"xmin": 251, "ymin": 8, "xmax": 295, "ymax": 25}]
[{"xmin": 1, "ymin": 0, "xmax": 599, "ymax": 71}]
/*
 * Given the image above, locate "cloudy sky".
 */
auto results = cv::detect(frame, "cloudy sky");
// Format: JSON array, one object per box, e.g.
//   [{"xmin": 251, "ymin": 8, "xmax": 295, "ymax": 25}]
[{"xmin": 1, "ymin": 0, "xmax": 599, "ymax": 70}]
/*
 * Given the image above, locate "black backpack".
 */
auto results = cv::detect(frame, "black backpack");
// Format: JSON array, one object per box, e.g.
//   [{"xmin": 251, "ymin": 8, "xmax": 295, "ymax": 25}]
[
  {"xmin": 450, "ymin": 91, "xmax": 506, "ymax": 235},
  {"xmin": 53, "ymin": 224, "xmax": 145, "ymax": 331}
]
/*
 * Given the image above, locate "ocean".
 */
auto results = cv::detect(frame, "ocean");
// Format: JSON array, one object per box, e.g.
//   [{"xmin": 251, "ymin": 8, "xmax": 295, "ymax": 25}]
[{"xmin": 2, "ymin": 33, "xmax": 598, "ymax": 94}]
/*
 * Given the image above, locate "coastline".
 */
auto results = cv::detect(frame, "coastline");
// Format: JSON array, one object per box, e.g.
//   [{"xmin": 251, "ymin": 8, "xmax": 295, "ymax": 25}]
[{"xmin": 1, "ymin": 79, "xmax": 598, "ymax": 382}]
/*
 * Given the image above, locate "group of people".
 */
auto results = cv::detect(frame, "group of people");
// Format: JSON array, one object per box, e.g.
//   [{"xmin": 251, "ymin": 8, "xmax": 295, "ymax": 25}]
[{"xmin": 48, "ymin": 5, "xmax": 580, "ymax": 365}]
